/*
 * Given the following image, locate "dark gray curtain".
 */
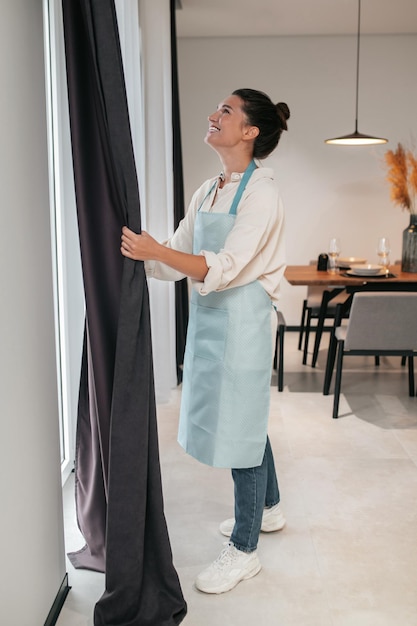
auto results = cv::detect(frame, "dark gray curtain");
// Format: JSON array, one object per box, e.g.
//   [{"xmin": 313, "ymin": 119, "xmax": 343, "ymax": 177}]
[
  {"xmin": 170, "ymin": 0, "xmax": 188, "ymax": 384},
  {"xmin": 61, "ymin": 0, "xmax": 187, "ymax": 623}
]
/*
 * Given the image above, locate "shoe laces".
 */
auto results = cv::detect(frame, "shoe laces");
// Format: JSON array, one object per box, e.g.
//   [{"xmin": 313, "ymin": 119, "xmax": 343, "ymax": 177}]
[{"xmin": 212, "ymin": 542, "xmax": 238, "ymax": 570}]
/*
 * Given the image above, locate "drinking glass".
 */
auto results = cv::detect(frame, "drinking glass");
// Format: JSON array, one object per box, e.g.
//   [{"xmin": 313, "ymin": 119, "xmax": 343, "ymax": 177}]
[
  {"xmin": 328, "ymin": 237, "xmax": 341, "ymax": 273},
  {"xmin": 377, "ymin": 237, "xmax": 390, "ymax": 269}
]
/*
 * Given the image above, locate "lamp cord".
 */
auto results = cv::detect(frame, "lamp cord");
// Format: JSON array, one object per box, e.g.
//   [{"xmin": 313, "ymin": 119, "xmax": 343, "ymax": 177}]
[{"xmin": 354, "ymin": 0, "xmax": 361, "ymax": 132}]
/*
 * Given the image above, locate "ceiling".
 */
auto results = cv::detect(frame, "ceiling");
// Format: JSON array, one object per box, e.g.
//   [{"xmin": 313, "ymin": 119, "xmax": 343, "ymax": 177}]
[{"xmin": 175, "ymin": 0, "xmax": 417, "ymax": 38}]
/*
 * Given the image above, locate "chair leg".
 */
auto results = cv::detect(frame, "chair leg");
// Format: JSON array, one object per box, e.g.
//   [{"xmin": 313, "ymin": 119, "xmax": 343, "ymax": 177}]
[
  {"xmin": 408, "ymin": 355, "xmax": 415, "ymax": 397},
  {"xmin": 277, "ymin": 325, "xmax": 285, "ymax": 392},
  {"xmin": 332, "ymin": 341, "xmax": 344, "ymax": 419},
  {"xmin": 273, "ymin": 329, "xmax": 278, "ymax": 370},
  {"xmin": 298, "ymin": 299, "xmax": 307, "ymax": 350},
  {"xmin": 324, "ymin": 301, "xmax": 347, "ymax": 395},
  {"xmin": 302, "ymin": 308, "xmax": 313, "ymax": 365}
]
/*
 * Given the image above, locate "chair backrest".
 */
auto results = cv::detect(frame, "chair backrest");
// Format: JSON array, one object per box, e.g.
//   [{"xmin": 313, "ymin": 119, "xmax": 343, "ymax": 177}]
[
  {"xmin": 344, "ymin": 292, "xmax": 417, "ymax": 351},
  {"xmin": 306, "ymin": 260, "xmax": 347, "ymax": 310}
]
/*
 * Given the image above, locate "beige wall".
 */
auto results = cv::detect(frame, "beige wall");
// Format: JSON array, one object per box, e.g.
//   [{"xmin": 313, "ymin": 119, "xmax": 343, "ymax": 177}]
[
  {"xmin": 177, "ymin": 34, "xmax": 417, "ymax": 323},
  {"xmin": 0, "ymin": 1, "xmax": 66, "ymax": 623}
]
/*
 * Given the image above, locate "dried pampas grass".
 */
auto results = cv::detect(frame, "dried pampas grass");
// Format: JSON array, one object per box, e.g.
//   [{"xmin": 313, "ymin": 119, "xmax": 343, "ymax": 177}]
[{"xmin": 384, "ymin": 143, "xmax": 417, "ymax": 213}]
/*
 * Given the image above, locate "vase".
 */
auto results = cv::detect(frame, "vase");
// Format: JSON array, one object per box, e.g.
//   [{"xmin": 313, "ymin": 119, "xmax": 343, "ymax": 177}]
[{"xmin": 402, "ymin": 213, "xmax": 417, "ymax": 272}]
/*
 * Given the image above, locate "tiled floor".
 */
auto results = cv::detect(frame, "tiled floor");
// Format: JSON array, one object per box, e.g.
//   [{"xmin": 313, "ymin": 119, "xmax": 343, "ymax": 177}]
[{"xmin": 57, "ymin": 332, "xmax": 417, "ymax": 626}]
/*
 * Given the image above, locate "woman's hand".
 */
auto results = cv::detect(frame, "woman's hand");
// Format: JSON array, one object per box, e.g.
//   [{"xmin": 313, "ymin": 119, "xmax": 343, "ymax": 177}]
[
  {"xmin": 121, "ymin": 226, "xmax": 159, "ymax": 261},
  {"xmin": 121, "ymin": 225, "xmax": 209, "ymax": 281}
]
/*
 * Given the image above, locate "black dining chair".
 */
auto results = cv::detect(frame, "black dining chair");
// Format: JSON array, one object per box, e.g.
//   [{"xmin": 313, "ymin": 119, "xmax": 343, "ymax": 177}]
[
  {"xmin": 299, "ymin": 261, "xmax": 350, "ymax": 367},
  {"xmin": 326, "ymin": 291, "xmax": 417, "ymax": 419}
]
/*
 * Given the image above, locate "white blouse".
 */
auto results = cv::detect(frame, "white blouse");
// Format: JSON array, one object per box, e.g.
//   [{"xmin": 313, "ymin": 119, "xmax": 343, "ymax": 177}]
[{"xmin": 146, "ymin": 166, "xmax": 286, "ymax": 307}]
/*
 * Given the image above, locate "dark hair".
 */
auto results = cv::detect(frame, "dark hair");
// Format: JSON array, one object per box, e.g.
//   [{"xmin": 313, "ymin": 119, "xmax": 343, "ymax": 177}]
[{"xmin": 232, "ymin": 88, "xmax": 290, "ymax": 159}]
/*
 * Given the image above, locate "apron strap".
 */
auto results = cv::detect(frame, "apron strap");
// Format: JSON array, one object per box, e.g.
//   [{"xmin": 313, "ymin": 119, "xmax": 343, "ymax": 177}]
[
  {"xmin": 198, "ymin": 160, "xmax": 257, "ymax": 214},
  {"xmin": 197, "ymin": 180, "xmax": 218, "ymax": 212},
  {"xmin": 229, "ymin": 159, "xmax": 257, "ymax": 215}
]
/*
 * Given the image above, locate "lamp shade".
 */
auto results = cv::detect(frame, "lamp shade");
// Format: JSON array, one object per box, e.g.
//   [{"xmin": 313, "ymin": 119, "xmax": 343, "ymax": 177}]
[
  {"xmin": 325, "ymin": 0, "xmax": 388, "ymax": 146},
  {"xmin": 325, "ymin": 129, "xmax": 388, "ymax": 146}
]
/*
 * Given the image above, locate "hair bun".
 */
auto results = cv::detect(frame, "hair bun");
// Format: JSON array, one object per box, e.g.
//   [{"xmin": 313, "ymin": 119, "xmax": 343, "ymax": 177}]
[{"xmin": 276, "ymin": 102, "xmax": 290, "ymax": 130}]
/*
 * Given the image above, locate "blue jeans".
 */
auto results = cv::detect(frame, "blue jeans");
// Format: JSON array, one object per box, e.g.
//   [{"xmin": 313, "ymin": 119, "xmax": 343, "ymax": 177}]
[{"xmin": 230, "ymin": 437, "xmax": 280, "ymax": 553}]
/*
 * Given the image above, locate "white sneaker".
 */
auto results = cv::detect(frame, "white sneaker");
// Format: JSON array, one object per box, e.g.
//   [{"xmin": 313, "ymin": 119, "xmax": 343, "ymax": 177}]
[
  {"xmin": 219, "ymin": 503, "xmax": 286, "ymax": 538},
  {"xmin": 195, "ymin": 542, "xmax": 261, "ymax": 594}
]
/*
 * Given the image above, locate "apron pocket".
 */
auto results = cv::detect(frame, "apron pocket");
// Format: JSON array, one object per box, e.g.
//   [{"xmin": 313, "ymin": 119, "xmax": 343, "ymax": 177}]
[{"xmin": 188, "ymin": 302, "xmax": 228, "ymax": 361}]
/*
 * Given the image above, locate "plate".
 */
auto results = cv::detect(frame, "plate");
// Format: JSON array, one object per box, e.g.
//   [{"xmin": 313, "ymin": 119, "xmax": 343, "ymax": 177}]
[
  {"xmin": 347, "ymin": 264, "xmax": 385, "ymax": 276},
  {"xmin": 337, "ymin": 256, "xmax": 367, "ymax": 268}
]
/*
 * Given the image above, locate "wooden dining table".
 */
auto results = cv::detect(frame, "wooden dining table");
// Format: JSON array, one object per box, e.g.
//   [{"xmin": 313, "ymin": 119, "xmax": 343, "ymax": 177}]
[
  {"xmin": 284, "ymin": 263, "xmax": 417, "ymax": 392},
  {"xmin": 285, "ymin": 263, "xmax": 417, "ymax": 288}
]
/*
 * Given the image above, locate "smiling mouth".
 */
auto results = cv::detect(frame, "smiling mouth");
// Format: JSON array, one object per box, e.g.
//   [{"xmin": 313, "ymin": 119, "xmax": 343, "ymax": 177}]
[{"xmin": 208, "ymin": 125, "xmax": 220, "ymax": 133}]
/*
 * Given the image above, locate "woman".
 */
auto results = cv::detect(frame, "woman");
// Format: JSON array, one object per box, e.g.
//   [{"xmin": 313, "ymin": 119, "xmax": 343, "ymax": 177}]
[{"xmin": 121, "ymin": 88, "xmax": 289, "ymax": 594}]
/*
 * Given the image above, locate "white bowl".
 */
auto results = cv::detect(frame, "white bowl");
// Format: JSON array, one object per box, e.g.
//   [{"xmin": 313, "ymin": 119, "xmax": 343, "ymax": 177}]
[
  {"xmin": 338, "ymin": 256, "xmax": 367, "ymax": 268},
  {"xmin": 348, "ymin": 264, "xmax": 383, "ymax": 276}
]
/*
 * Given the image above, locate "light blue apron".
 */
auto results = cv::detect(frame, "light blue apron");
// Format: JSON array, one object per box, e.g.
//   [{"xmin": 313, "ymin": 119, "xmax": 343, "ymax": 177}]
[{"xmin": 178, "ymin": 161, "xmax": 273, "ymax": 468}]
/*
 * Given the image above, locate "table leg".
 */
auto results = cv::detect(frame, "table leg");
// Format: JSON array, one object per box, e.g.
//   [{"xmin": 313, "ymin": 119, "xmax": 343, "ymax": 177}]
[
  {"xmin": 323, "ymin": 326, "xmax": 337, "ymax": 395},
  {"xmin": 312, "ymin": 291, "xmax": 331, "ymax": 368}
]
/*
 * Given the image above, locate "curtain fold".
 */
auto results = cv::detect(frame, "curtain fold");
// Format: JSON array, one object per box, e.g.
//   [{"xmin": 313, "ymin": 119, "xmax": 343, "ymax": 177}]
[{"xmin": 61, "ymin": 0, "xmax": 187, "ymax": 623}]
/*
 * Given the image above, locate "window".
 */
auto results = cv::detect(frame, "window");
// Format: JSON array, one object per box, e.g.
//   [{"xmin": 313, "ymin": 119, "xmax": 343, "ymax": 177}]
[{"xmin": 43, "ymin": 0, "xmax": 85, "ymax": 485}]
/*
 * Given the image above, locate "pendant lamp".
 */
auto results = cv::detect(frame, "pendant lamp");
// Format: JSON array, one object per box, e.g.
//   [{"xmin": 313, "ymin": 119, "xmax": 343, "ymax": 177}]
[{"xmin": 325, "ymin": 0, "xmax": 387, "ymax": 145}]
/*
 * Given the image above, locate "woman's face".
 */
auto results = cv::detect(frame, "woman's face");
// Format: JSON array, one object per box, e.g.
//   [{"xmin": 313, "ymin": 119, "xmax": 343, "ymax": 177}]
[{"xmin": 205, "ymin": 94, "xmax": 254, "ymax": 151}]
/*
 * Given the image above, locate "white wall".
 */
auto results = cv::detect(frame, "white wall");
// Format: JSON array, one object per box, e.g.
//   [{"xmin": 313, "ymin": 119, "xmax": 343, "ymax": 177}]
[
  {"xmin": 0, "ymin": 1, "xmax": 67, "ymax": 623},
  {"xmin": 177, "ymin": 34, "xmax": 417, "ymax": 324}
]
